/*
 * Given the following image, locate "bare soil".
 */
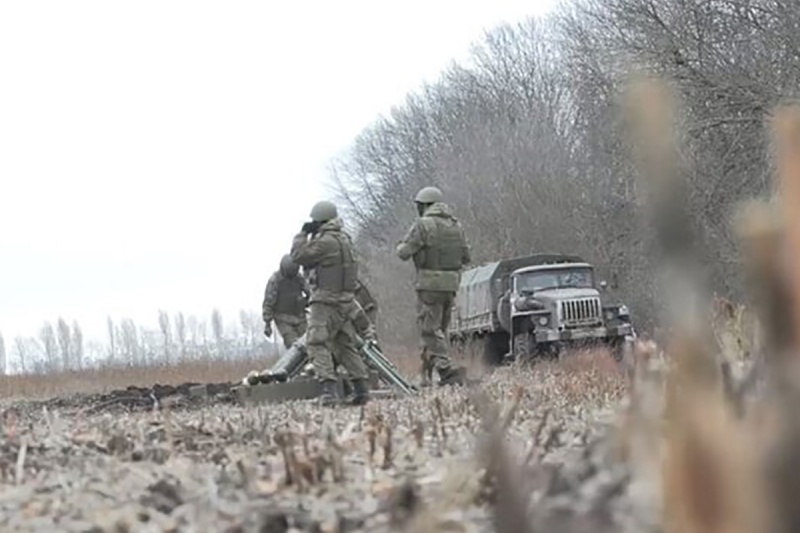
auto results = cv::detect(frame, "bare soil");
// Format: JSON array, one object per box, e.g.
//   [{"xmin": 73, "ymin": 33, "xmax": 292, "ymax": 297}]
[{"xmin": 0, "ymin": 354, "xmax": 652, "ymax": 533}]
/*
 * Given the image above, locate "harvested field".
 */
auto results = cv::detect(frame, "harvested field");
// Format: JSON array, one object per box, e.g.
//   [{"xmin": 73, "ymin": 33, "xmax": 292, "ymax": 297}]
[{"xmin": 0, "ymin": 352, "xmax": 650, "ymax": 533}]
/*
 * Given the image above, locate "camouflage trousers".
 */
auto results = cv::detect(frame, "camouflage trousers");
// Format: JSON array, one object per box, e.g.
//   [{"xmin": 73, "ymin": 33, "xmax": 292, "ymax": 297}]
[
  {"xmin": 307, "ymin": 301, "xmax": 368, "ymax": 382},
  {"xmin": 416, "ymin": 290, "xmax": 455, "ymax": 376},
  {"xmin": 334, "ymin": 301, "xmax": 377, "ymax": 378},
  {"xmin": 274, "ymin": 313, "xmax": 307, "ymax": 349}
]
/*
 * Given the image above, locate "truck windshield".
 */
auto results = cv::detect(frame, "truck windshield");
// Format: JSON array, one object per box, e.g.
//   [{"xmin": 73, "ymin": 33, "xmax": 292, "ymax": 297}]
[{"xmin": 515, "ymin": 268, "xmax": 594, "ymax": 292}]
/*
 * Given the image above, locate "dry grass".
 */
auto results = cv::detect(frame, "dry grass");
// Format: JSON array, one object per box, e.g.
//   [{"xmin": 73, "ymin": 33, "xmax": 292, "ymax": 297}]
[
  {"xmin": 0, "ymin": 355, "xmax": 631, "ymax": 532},
  {"xmin": 0, "ymin": 358, "xmax": 267, "ymax": 400},
  {"xmin": 609, "ymin": 79, "xmax": 800, "ymax": 533}
]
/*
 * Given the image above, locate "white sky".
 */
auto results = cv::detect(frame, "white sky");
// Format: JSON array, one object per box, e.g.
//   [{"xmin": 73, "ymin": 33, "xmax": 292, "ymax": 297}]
[{"xmin": 0, "ymin": 0, "xmax": 558, "ymax": 343}]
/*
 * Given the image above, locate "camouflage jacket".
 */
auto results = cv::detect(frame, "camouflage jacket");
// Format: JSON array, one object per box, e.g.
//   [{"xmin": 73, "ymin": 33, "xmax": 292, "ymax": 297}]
[
  {"xmin": 396, "ymin": 202, "xmax": 471, "ymax": 291},
  {"xmin": 262, "ymin": 270, "xmax": 310, "ymax": 324},
  {"xmin": 291, "ymin": 217, "xmax": 358, "ymax": 304}
]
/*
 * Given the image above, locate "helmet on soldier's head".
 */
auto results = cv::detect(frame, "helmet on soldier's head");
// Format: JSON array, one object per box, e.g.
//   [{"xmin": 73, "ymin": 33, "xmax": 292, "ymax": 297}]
[
  {"xmin": 414, "ymin": 186, "xmax": 443, "ymax": 204},
  {"xmin": 279, "ymin": 254, "xmax": 299, "ymax": 277},
  {"xmin": 309, "ymin": 200, "xmax": 338, "ymax": 222}
]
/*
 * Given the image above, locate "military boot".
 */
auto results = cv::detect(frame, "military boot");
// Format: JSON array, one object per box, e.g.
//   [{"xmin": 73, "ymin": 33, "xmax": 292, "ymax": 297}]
[
  {"xmin": 318, "ymin": 380, "xmax": 339, "ymax": 407},
  {"xmin": 437, "ymin": 365, "xmax": 466, "ymax": 386},
  {"xmin": 347, "ymin": 379, "xmax": 370, "ymax": 406},
  {"xmin": 341, "ymin": 379, "xmax": 354, "ymax": 398}
]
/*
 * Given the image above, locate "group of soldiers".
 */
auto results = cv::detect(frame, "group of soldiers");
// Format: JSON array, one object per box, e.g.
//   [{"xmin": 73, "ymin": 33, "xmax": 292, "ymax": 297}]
[{"xmin": 260, "ymin": 185, "xmax": 471, "ymax": 407}]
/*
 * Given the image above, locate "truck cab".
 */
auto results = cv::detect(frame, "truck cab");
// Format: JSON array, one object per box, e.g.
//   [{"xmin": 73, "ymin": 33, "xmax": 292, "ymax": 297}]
[{"xmin": 504, "ymin": 262, "xmax": 633, "ymax": 359}]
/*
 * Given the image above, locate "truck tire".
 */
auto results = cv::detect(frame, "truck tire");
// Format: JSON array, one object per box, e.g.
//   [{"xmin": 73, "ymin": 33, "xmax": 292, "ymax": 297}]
[{"xmin": 483, "ymin": 333, "xmax": 508, "ymax": 367}]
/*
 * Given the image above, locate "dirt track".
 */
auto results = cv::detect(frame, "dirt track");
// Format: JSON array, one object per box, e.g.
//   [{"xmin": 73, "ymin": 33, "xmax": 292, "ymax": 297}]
[{"xmin": 0, "ymin": 361, "xmax": 652, "ymax": 533}]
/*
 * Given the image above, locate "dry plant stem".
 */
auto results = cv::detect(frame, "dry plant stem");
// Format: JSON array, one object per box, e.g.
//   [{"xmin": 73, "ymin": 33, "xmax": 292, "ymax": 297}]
[
  {"xmin": 475, "ymin": 393, "xmax": 531, "ymax": 533},
  {"xmin": 772, "ymin": 105, "xmax": 800, "ymax": 350},
  {"xmin": 623, "ymin": 76, "xmax": 711, "ymax": 353},
  {"xmin": 662, "ymin": 387, "xmax": 767, "ymax": 533},
  {"xmin": 382, "ymin": 425, "xmax": 393, "ymax": 470},
  {"xmin": 620, "ymin": 75, "xmax": 767, "ymax": 533},
  {"xmin": 735, "ymin": 202, "xmax": 794, "ymax": 364}
]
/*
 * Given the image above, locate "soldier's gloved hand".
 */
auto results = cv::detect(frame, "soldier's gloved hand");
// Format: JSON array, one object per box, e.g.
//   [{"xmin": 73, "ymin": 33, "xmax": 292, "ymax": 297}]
[
  {"xmin": 264, "ymin": 323, "xmax": 272, "ymax": 338},
  {"xmin": 301, "ymin": 221, "xmax": 315, "ymax": 234}
]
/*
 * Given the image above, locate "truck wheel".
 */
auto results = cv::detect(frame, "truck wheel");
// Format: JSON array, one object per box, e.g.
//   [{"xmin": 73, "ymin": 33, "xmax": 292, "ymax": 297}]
[
  {"xmin": 483, "ymin": 333, "xmax": 508, "ymax": 367},
  {"xmin": 536, "ymin": 342, "xmax": 560, "ymax": 360}
]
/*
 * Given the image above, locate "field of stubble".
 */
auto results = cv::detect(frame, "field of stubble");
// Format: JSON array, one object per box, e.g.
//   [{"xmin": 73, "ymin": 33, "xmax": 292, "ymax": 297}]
[{"xmin": 0, "ymin": 354, "xmax": 652, "ymax": 533}]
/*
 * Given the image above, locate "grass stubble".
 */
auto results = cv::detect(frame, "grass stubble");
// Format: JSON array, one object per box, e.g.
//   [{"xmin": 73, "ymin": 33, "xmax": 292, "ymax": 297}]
[{"xmin": 2, "ymin": 77, "xmax": 800, "ymax": 532}]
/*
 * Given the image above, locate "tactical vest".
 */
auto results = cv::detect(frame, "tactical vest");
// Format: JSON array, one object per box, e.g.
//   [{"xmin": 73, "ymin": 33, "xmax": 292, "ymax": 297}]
[
  {"xmin": 315, "ymin": 232, "xmax": 358, "ymax": 293},
  {"xmin": 419, "ymin": 217, "xmax": 464, "ymax": 271},
  {"xmin": 274, "ymin": 276, "xmax": 307, "ymax": 315},
  {"xmin": 413, "ymin": 216, "xmax": 465, "ymax": 292}
]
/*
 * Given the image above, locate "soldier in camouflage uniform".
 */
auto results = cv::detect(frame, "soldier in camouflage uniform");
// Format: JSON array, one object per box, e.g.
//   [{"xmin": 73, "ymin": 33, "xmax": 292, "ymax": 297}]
[
  {"xmin": 291, "ymin": 200, "xmax": 371, "ymax": 406},
  {"xmin": 262, "ymin": 254, "xmax": 309, "ymax": 349},
  {"xmin": 397, "ymin": 186, "xmax": 471, "ymax": 386},
  {"xmin": 335, "ymin": 278, "xmax": 380, "ymax": 393}
]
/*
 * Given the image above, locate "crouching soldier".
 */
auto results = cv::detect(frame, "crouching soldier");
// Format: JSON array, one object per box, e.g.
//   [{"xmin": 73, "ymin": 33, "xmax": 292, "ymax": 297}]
[
  {"xmin": 262, "ymin": 254, "xmax": 309, "ymax": 349},
  {"xmin": 290, "ymin": 200, "xmax": 371, "ymax": 407}
]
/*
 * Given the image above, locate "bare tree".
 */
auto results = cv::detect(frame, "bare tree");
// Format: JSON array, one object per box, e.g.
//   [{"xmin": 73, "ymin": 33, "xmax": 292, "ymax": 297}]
[
  {"xmin": 139, "ymin": 326, "xmax": 159, "ymax": 365},
  {"xmin": 39, "ymin": 322, "xmax": 58, "ymax": 371},
  {"xmin": 329, "ymin": 4, "xmax": 800, "ymax": 342},
  {"xmin": 119, "ymin": 319, "xmax": 140, "ymax": 366},
  {"xmin": 175, "ymin": 312, "xmax": 187, "ymax": 360},
  {"xmin": 197, "ymin": 318, "xmax": 209, "ymax": 359},
  {"xmin": 107, "ymin": 316, "xmax": 116, "ymax": 363},
  {"xmin": 211, "ymin": 308, "xmax": 224, "ymax": 359},
  {"xmin": 158, "ymin": 310, "xmax": 172, "ymax": 364},
  {"xmin": 57, "ymin": 318, "xmax": 71, "ymax": 370},
  {"xmin": 71, "ymin": 321, "xmax": 84, "ymax": 370},
  {"xmin": 13, "ymin": 337, "xmax": 36, "ymax": 374},
  {"xmin": 239, "ymin": 309, "xmax": 260, "ymax": 352},
  {"xmin": 187, "ymin": 315, "xmax": 199, "ymax": 357}
]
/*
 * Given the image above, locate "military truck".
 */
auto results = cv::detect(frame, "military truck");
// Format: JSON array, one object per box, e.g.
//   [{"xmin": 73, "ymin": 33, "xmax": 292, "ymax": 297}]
[{"xmin": 448, "ymin": 253, "xmax": 635, "ymax": 365}]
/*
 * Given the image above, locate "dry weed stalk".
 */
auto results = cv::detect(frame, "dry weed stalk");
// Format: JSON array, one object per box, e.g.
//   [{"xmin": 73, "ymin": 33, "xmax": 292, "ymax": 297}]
[
  {"xmin": 432, "ymin": 397, "xmax": 448, "ymax": 444},
  {"xmin": 382, "ymin": 425, "xmax": 394, "ymax": 470},
  {"xmin": 474, "ymin": 392, "xmax": 531, "ymax": 533},
  {"xmin": 622, "ymin": 75, "xmax": 773, "ymax": 533},
  {"xmin": 411, "ymin": 420, "xmax": 424, "ymax": 450},
  {"xmin": 771, "ymin": 105, "xmax": 800, "ymax": 340}
]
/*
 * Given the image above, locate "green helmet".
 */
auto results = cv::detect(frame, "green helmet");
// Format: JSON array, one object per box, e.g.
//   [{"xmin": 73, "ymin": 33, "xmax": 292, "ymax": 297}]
[
  {"xmin": 414, "ymin": 186, "xmax": 443, "ymax": 204},
  {"xmin": 309, "ymin": 200, "xmax": 337, "ymax": 222},
  {"xmin": 279, "ymin": 254, "xmax": 299, "ymax": 277}
]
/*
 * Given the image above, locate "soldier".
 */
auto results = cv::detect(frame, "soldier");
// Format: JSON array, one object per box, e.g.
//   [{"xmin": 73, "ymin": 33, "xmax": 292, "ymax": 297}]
[
  {"xmin": 290, "ymin": 200, "xmax": 371, "ymax": 406},
  {"xmin": 262, "ymin": 254, "xmax": 309, "ymax": 349},
  {"xmin": 396, "ymin": 186, "xmax": 471, "ymax": 386}
]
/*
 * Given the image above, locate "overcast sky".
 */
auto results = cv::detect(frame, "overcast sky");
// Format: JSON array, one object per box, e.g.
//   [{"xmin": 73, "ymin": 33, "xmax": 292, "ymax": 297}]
[{"xmin": 0, "ymin": 0, "xmax": 558, "ymax": 344}]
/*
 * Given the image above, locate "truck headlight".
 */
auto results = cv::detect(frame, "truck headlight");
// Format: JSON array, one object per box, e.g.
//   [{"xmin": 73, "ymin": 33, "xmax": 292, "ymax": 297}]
[
  {"xmin": 604, "ymin": 310, "xmax": 615, "ymax": 320},
  {"xmin": 536, "ymin": 315, "xmax": 549, "ymax": 327}
]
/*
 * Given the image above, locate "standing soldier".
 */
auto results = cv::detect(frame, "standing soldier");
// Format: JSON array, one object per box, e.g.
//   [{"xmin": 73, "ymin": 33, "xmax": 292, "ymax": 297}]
[
  {"xmin": 396, "ymin": 186, "xmax": 470, "ymax": 386},
  {"xmin": 262, "ymin": 254, "xmax": 309, "ymax": 349},
  {"xmin": 290, "ymin": 200, "xmax": 371, "ymax": 406}
]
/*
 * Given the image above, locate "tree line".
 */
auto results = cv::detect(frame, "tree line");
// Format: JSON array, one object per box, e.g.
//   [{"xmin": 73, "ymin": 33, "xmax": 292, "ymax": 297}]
[
  {"xmin": 332, "ymin": 0, "xmax": 800, "ymax": 346},
  {"xmin": 0, "ymin": 308, "xmax": 275, "ymax": 375}
]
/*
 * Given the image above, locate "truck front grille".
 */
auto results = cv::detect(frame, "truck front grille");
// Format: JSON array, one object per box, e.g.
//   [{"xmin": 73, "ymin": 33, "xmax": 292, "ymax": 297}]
[{"xmin": 560, "ymin": 298, "xmax": 602, "ymax": 327}]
